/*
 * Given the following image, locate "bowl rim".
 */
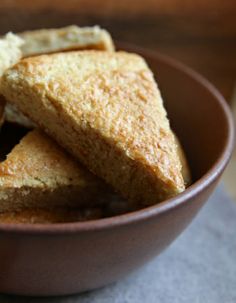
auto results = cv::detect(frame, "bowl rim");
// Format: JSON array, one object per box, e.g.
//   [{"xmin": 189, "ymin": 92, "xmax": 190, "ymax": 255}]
[{"xmin": 0, "ymin": 43, "xmax": 234, "ymax": 234}]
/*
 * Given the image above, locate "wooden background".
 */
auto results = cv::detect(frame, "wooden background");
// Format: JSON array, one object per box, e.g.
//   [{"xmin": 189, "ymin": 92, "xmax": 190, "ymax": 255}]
[{"xmin": 0, "ymin": 0, "xmax": 235, "ymax": 101}]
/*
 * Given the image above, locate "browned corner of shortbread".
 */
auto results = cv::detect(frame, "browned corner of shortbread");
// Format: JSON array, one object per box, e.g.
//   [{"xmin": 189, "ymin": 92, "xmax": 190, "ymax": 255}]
[
  {"xmin": 0, "ymin": 129, "xmax": 119, "ymax": 213},
  {"xmin": 0, "ymin": 51, "xmax": 185, "ymax": 206}
]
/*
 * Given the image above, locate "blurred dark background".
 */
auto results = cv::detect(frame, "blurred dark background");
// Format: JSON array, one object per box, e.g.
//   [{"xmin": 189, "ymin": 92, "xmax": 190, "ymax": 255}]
[{"xmin": 0, "ymin": 0, "xmax": 236, "ymax": 102}]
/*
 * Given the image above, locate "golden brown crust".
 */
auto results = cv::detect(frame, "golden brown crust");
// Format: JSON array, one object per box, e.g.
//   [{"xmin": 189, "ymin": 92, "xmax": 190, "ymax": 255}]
[
  {"xmin": 19, "ymin": 25, "xmax": 115, "ymax": 57},
  {"xmin": 0, "ymin": 129, "xmax": 118, "ymax": 212},
  {"xmin": 5, "ymin": 25, "xmax": 114, "ymax": 127},
  {"xmin": 0, "ymin": 51, "xmax": 185, "ymax": 206},
  {"xmin": 0, "ymin": 129, "xmax": 92, "ymax": 183}
]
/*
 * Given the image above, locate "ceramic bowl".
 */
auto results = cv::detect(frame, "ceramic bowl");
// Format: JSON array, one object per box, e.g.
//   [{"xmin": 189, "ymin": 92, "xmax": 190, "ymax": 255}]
[{"xmin": 0, "ymin": 43, "xmax": 234, "ymax": 296}]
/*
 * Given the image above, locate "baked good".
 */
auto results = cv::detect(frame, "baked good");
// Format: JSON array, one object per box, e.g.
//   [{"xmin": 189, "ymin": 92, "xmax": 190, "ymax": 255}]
[
  {"xmin": 0, "ymin": 129, "xmax": 118, "ymax": 212},
  {"xmin": 0, "ymin": 136, "xmax": 191, "ymax": 224},
  {"xmin": 19, "ymin": 25, "xmax": 114, "ymax": 57},
  {"xmin": 0, "ymin": 32, "xmax": 23, "ymax": 76},
  {"xmin": 0, "ymin": 126, "xmax": 189, "ymax": 218},
  {"xmin": 4, "ymin": 25, "xmax": 115, "ymax": 127},
  {"xmin": 0, "ymin": 51, "xmax": 185, "ymax": 205}
]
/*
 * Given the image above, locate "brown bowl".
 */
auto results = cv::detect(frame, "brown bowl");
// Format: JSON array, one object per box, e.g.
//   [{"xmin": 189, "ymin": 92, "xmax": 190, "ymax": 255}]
[{"xmin": 0, "ymin": 43, "xmax": 234, "ymax": 296}]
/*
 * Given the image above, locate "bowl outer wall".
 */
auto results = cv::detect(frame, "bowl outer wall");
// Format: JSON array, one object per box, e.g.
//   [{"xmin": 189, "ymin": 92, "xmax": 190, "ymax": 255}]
[{"xmin": 0, "ymin": 43, "xmax": 234, "ymax": 296}]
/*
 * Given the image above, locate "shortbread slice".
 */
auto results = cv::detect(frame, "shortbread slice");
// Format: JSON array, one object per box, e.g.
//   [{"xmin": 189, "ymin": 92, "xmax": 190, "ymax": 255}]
[
  {"xmin": 5, "ymin": 25, "xmax": 115, "ymax": 127},
  {"xmin": 0, "ymin": 129, "xmax": 116, "ymax": 212},
  {"xmin": 19, "ymin": 25, "xmax": 114, "ymax": 57},
  {"xmin": 0, "ymin": 51, "xmax": 185, "ymax": 205}
]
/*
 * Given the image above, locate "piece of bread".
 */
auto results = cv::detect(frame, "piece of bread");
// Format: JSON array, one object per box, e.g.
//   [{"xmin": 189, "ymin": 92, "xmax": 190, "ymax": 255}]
[
  {"xmin": 2, "ymin": 107, "xmax": 191, "ymax": 188},
  {"xmin": 0, "ymin": 139, "xmax": 190, "ymax": 224},
  {"xmin": 4, "ymin": 25, "xmax": 115, "ymax": 127},
  {"xmin": 0, "ymin": 129, "xmax": 119, "ymax": 212},
  {"xmin": 0, "ymin": 126, "xmax": 189, "ymax": 218},
  {"xmin": 0, "ymin": 51, "xmax": 185, "ymax": 206},
  {"xmin": 19, "ymin": 25, "xmax": 114, "ymax": 57},
  {"xmin": 0, "ymin": 32, "xmax": 24, "ymax": 77}
]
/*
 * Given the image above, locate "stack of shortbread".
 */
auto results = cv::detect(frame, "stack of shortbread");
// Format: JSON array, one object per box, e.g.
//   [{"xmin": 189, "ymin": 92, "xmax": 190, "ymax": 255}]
[{"xmin": 0, "ymin": 25, "xmax": 190, "ymax": 224}]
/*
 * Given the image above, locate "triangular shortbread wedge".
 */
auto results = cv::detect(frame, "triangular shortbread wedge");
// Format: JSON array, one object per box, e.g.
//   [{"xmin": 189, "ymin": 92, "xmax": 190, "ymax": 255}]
[
  {"xmin": 19, "ymin": 25, "xmax": 114, "ymax": 57},
  {"xmin": 0, "ymin": 129, "xmax": 117, "ymax": 212},
  {"xmin": 0, "ymin": 51, "xmax": 185, "ymax": 205},
  {"xmin": 5, "ymin": 25, "xmax": 115, "ymax": 127}
]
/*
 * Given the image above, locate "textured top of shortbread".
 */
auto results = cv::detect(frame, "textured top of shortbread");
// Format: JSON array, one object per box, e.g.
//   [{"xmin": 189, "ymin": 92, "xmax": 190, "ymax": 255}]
[
  {"xmin": 0, "ymin": 51, "xmax": 185, "ymax": 201},
  {"xmin": 0, "ymin": 32, "xmax": 24, "ymax": 76},
  {"xmin": 19, "ymin": 25, "xmax": 114, "ymax": 56},
  {"xmin": 0, "ymin": 129, "xmax": 102, "ymax": 188},
  {"xmin": 4, "ymin": 25, "xmax": 114, "ymax": 127}
]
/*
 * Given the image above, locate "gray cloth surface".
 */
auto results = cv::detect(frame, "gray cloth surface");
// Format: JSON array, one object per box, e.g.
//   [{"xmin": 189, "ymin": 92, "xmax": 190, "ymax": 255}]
[{"xmin": 1, "ymin": 186, "xmax": 236, "ymax": 303}]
